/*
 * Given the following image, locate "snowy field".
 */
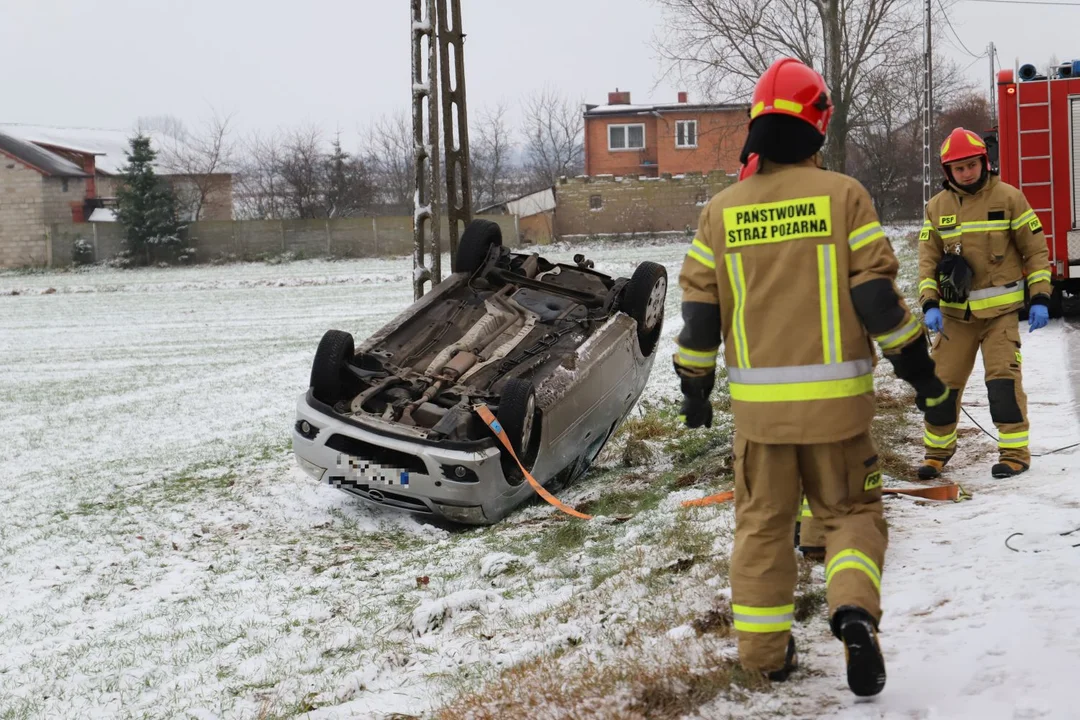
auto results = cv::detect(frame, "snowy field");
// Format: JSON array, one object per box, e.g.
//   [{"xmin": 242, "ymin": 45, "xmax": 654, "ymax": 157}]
[{"xmin": 3, "ymin": 230, "xmax": 1079, "ymax": 719}]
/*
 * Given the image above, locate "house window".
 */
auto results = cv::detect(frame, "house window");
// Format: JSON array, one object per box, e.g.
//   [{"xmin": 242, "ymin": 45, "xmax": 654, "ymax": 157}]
[
  {"xmin": 61, "ymin": 179, "xmax": 69, "ymax": 192},
  {"xmin": 676, "ymin": 120, "xmax": 698, "ymax": 148},
  {"xmin": 608, "ymin": 123, "xmax": 646, "ymax": 151},
  {"xmin": 589, "ymin": 194, "xmax": 603, "ymax": 210}
]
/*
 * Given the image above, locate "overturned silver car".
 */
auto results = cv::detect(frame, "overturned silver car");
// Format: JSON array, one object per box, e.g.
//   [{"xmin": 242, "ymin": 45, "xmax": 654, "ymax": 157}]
[{"xmin": 292, "ymin": 219, "xmax": 667, "ymax": 525}]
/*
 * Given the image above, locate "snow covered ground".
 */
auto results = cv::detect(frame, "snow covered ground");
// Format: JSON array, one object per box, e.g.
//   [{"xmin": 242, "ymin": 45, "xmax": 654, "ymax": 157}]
[{"xmin": 3, "ymin": 230, "xmax": 1078, "ymax": 719}]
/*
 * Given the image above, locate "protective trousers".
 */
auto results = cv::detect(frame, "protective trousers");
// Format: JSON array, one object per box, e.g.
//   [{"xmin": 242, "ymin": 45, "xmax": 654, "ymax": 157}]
[
  {"xmin": 798, "ymin": 497, "xmax": 825, "ymax": 550},
  {"xmin": 924, "ymin": 312, "xmax": 1029, "ymax": 464},
  {"xmin": 731, "ymin": 432, "xmax": 888, "ymax": 672}
]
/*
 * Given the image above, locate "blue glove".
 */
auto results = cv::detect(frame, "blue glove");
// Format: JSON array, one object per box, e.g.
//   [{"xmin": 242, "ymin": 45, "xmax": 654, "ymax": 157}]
[
  {"xmin": 1029, "ymin": 304, "xmax": 1049, "ymax": 331},
  {"xmin": 924, "ymin": 307, "xmax": 943, "ymax": 333}
]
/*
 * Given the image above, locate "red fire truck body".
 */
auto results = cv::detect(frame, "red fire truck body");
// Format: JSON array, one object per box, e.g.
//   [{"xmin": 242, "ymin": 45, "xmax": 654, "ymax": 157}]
[{"xmin": 996, "ymin": 65, "xmax": 1080, "ymax": 306}]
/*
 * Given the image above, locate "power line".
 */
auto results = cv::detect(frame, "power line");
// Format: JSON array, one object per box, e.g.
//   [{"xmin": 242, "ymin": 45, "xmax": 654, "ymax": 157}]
[{"xmin": 938, "ymin": 0, "xmax": 983, "ymax": 59}]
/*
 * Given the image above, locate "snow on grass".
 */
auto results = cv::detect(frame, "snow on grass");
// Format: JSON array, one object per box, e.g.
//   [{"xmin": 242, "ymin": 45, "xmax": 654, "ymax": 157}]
[{"xmin": 9, "ymin": 225, "xmax": 1064, "ymax": 719}]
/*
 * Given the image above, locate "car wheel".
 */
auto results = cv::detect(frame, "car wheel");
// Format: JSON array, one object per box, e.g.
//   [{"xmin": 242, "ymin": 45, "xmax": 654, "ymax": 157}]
[
  {"xmin": 622, "ymin": 261, "xmax": 668, "ymax": 356},
  {"xmin": 497, "ymin": 378, "xmax": 539, "ymax": 485},
  {"xmin": 310, "ymin": 329, "xmax": 356, "ymax": 406},
  {"xmin": 456, "ymin": 219, "xmax": 503, "ymax": 274}
]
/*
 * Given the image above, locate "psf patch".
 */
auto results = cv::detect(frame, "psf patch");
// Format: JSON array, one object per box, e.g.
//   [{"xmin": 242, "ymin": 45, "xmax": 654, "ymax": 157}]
[
  {"xmin": 336, "ymin": 454, "xmax": 410, "ymax": 487},
  {"xmin": 723, "ymin": 196, "xmax": 831, "ymax": 248}
]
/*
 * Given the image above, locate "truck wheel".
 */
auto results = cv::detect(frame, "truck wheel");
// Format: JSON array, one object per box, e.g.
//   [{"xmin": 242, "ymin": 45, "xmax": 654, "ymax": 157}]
[
  {"xmin": 496, "ymin": 378, "xmax": 539, "ymax": 485},
  {"xmin": 1049, "ymin": 284, "xmax": 1064, "ymax": 319},
  {"xmin": 622, "ymin": 261, "xmax": 668, "ymax": 356},
  {"xmin": 456, "ymin": 219, "xmax": 503, "ymax": 274},
  {"xmin": 310, "ymin": 330, "xmax": 356, "ymax": 406}
]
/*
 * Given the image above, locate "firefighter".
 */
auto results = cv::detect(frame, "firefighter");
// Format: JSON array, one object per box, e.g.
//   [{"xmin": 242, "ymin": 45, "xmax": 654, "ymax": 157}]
[
  {"xmin": 674, "ymin": 57, "xmax": 948, "ymax": 697},
  {"xmin": 918, "ymin": 127, "xmax": 1052, "ymax": 479},
  {"xmin": 740, "ymin": 152, "xmax": 825, "ymax": 561}
]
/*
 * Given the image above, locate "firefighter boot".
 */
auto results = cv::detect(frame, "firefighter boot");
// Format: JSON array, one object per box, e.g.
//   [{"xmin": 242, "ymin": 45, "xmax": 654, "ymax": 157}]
[
  {"xmin": 832, "ymin": 606, "xmax": 886, "ymax": 697},
  {"xmin": 991, "ymin": 459, "xmax": 1029, "ymax": 478},
  {"xmin": 766, "ymin": 636, "xmax": 799, "ymax": 682},
  {"xmin": 917, "ymin": 457, "xmax": 949, "ymax": 480}
]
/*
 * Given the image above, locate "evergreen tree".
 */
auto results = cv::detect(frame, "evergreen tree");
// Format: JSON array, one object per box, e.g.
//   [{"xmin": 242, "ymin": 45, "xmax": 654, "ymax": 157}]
[{"xmin": 115, "ymin": 134, "xmax": 183, "ymax": 264}]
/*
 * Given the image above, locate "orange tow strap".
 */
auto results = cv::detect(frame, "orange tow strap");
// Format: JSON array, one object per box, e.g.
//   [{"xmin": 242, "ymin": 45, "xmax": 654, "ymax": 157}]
[
  {"xmin": 475, "ymin": 404, "xmax": 593, "ymax": 520},
  {"xmin": 681, "ymin": 484, "xmax": 970, "ymax": 508}
]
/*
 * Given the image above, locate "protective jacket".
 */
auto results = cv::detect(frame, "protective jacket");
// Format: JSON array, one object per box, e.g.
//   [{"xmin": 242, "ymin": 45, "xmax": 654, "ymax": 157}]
[
  {"xmin": 675, "ymin": 159, "xmax": 924, "ymax": 444},
  {"xmin": 919, "ymin": 175, "xmax": 1052, "ymax": 320}
]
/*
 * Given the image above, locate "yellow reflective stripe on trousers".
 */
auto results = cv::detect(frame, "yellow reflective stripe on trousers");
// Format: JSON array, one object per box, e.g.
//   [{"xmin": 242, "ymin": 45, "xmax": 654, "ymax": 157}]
[
  {"xmin": 725, "ymin": 253, "xmax": 751, "ymax": 368},
  {"xmin": 801, "ymin": 498, "xmax": 813, "ymax": 518},
  {"xmin": 826, "ymin": 549, "xmax": 881, "ymax": 592},
  {"xmin": 919, "ymin": 278, "xmax": 939, "ymax": 293},
  {"xmin": 848, "ymin": 222, "xmax": 886, "ymax": 251},
  {"xmin": 676, "ymin": 344, "xmax": 718, "ymax": 369},
  {"xmin": 875, "ymin": 317, "xmax": 922, "ymax": 351},
  {"xmin": 731, "ymin": 603, "xmax": 795, "ymax": 633},
  {"xmin": 1012, "ymin": 210, "xmax": 1037, "ymax": 229},
  {"xmin": 940, "ymin": 282, "xmax": 1026, "ymax": 311},
  {"xmin": 817, "ymin": 244, "xmax": 842, "ymax": 364},
  {"xmin": 728, "ymin": 359, "xmax": 874, "ymax": 402},
  {"xmin": 687, "ymin": 237, "xmax": 716, "ymax": 269},
  {"xmin": 924, "ymin": 429, "xmax": 958, "ymax": 448},
  {"xmin": 1027, "ymin": 269, "xmax": 1052, "ymax": 285},
  {"xmin": 998, "ymin": 430, "xmax": 1029, "ymax": 448}
]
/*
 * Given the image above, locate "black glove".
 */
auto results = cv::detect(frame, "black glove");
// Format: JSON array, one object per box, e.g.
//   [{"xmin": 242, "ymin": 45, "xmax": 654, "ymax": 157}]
[
  {"xmin": 677, "ymin": 370, "xmax": 715, "ymax": 429},
  {"xmin": 883, "ymin": 334, "xmax": 948, "ymax": 411},
  {"xmin": 914, "ymin": 375, "xmax": 949, "ymax": 412}
]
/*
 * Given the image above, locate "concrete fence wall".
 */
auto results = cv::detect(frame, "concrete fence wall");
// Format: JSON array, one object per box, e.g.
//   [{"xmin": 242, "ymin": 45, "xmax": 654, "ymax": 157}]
[{"xmin": 41, "ymin": 214, "xmax": 519, "ymax": 267}]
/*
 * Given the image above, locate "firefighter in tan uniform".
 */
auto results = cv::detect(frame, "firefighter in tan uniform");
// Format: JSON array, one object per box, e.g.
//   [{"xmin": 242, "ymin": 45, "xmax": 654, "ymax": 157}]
[
  {"xmin": 674, "ymin": 58, "xmax": 948, "ymax": 697},
  {"xmin": 918, "ymin": 127, "xmax": 1052, "ymax": 480}
]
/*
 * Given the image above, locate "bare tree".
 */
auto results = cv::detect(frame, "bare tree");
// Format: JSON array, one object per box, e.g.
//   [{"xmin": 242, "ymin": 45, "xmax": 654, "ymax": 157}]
[
  {"xmin": 235, "ymin": 130, "xmax": 288, "ymax": 220},
  {"xmin": 279, "ymin": 126, "xmax": 327, "ymax": 219},
  {"xmin": 365, "ymin": 112, "xmax": 414, "ymax": 208},
  {"xmin": 521, "ymin": 87, "xmax": 585, "ymax": 187},
  {"xmin": 651, "ymin": 0, "xmax": 927, "ymax": 172},
  {"xmin": 847, "ymin": 52, "xmax": 976, "ymax": 219},
  {"xmin": 140, "ymin": 112, "xmax": 235, "ymax": 221},
  {"xmin": 470, "ymin": 103, "xmax": 520, "ymax": 207}
]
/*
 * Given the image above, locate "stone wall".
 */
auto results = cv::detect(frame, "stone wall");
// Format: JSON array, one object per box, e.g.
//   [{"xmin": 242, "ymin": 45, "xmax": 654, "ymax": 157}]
[
  {"xmin": 555, "ymin": 171, "xmax": 735, "ymax": 237},
  {"xmin": 0, "ymin": 157, "xmax": 47, "ymax": 267}
]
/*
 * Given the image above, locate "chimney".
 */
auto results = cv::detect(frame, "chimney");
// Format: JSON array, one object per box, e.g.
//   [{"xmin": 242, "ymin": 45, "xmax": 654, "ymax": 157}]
[
  {"xmin": 677, "ymin": 91, "xmax": 688, "ymax": 103},
  {"xmin": 607, "ymin": 88, "xmax": 631, "ymax": 105}
]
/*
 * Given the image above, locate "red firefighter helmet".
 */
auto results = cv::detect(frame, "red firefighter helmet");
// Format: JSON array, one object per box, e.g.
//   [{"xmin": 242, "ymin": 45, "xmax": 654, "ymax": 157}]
[
  {"xmin": 749, "ymin": 58, "xmax": 833, "ymax": 135},
  {"xmin": 940, "ymin": 127, "xmax": 988, "ymax": 167},
  {"xmin": 738, "ymin": 153, "xmax": 760, "ymax": 181}
]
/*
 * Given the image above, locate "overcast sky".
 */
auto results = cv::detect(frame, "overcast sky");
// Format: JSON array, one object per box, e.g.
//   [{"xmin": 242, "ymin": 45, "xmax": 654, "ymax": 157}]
[{"xmin": 3, "ymin": 0, "xmax": 1079, "ymax": 150}]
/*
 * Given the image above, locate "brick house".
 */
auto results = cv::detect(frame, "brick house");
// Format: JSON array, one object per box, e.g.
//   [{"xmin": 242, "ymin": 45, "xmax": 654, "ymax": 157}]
[
  {"xmin": 0, "ymin": 124, "xmax": 234, "ymax": 267},
  {"xmin": 0, "ymin": 132, "xmax": 92, "ymax": 267},
  {"xmin": 584, "ymin": 90, "xmax": 749, "ymax": 178}
]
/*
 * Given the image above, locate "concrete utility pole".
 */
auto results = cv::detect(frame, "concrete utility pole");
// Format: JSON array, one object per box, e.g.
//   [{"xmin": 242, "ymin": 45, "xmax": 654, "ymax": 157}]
[
  {"xmin": 988, "ymin": 41, "xmax": 996, "ymax": 110},
  {"xmin": 437, "ymin": 0, "xmax": 473, "ymax": 274},
  {"xmin": 922, "ymin": 0, "xmax": 934, "ymax": 212}
]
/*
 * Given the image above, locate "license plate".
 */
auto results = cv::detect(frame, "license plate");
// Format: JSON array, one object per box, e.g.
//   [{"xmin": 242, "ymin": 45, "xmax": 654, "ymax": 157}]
[{"xmin": 336, "ymin": 454, "xmax": 410, "ymax": 487}]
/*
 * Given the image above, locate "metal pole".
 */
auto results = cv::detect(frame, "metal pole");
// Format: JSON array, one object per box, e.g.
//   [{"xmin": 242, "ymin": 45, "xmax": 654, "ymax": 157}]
[
  {"xmin": 410, "ymin": 0, "xmax": 437, "ymax": 300},
  {"xmin": 922, "ymin": 0, "xmax": 934, "ymax": 211},
  {"xmin": 437, "ymin": 0, "xmax": 473, "ymax": 272}
]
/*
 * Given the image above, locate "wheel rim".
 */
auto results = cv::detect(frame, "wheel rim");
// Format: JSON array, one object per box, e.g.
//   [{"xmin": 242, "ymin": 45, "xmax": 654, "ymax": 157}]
[
  {"xmin": 644, "ymin": 276, "xmax": 667, "ymax": 330},
  {"xmin": 521, "ymin": 395, "xmax": 536, "ymax": 452}
]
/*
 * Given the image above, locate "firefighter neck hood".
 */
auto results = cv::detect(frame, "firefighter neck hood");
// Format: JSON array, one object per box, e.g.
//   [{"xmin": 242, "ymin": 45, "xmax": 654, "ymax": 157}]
[{"xmin": 740, "ymin": 114, "xmax": 825, "ymax": 165}]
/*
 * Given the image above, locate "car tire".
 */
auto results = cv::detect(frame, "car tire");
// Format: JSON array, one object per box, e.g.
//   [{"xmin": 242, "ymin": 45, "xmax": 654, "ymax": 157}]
[
  {"xmin": 456, "ymin": 219, "xmax": 503, "ymax": 274},
  {"xmin": 310, "ymin": 329, "xmax": 356, "ymax": 406},
  {"xmin": 497, "ymin": 378, "xmax": 539, "ymax": 485},
  {"xmin": 622, "ymin": 261, "xmax": 668, "ymax": 356}
]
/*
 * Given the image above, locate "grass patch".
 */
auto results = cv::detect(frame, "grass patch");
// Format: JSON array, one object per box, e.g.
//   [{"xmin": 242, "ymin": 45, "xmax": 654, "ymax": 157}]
[
  {"xmin": 435, "ymin": 641, "xmax": 768, "ymax": 720},
  {"xmin": 872, "ymin": 386, "xmax": 920, "ymax": 480}
]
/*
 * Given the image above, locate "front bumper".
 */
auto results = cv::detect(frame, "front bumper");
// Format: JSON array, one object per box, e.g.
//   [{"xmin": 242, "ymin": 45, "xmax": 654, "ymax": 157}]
[{"xmin": 291, "ymin": 393, "xmax": 527, "ymax": 525}]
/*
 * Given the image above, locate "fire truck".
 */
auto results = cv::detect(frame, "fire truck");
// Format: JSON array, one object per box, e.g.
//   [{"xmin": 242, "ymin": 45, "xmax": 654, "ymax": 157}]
[{"xmin": 993, "ymin": 61, "xmax": 1080, "ymax": 316}]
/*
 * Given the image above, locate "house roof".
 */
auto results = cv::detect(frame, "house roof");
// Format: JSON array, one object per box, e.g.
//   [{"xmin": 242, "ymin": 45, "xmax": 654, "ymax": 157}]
[
  {"xmin": 585, "ymin": 101, "xmax": 750, "ymax": 118},
  {"xmin": 0, "ymin": 130, "xmax": 90, "ymax": 178},
  {"xmin": 0, "ymin": 123, "xmax": 173, "ymax": 175}
]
